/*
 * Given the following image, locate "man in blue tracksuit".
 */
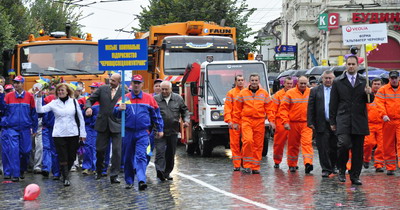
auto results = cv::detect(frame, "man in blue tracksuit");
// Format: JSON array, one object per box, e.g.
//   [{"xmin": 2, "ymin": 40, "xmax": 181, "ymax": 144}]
[
  {"xmin": 115, "ymin": 74, "xmax": 163, "ymax": 190},
  {"xmin": 41, "ymin": 86, "xmax": 61, "ymax": 179},
  {"xmin": 0, "ymin": 76, "xmax": 38, "ymax": 182}
]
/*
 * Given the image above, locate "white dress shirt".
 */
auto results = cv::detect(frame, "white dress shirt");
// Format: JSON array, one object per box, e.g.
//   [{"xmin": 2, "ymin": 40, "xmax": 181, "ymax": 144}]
[{"xmin": 35, "ymin": 96, "xmax": 86, "ymax": 138}]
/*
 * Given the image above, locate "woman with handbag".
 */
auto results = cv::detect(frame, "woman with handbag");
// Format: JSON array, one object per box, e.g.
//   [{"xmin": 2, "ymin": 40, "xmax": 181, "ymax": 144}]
[{"xmin": 35, "ymin": 83, "xmax": 86, "ymax": 186}]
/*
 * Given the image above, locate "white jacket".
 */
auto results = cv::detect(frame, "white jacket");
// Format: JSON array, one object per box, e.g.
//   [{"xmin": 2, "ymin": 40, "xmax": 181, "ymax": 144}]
[{"xmin": 35, "ymin": 96, "xmax": 86, "ymax": 138}]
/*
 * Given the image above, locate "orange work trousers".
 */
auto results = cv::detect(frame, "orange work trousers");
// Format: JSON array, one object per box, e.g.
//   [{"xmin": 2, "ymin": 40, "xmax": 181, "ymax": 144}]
[
  {"xmin": 273, "ymin": 118, "xmax": 289, "ymax": 165},
  {"xmin": 229, "ymin": 126, "xmax": 242, "ymax": 168},
  {"xmin": 287, "ymin": 122, "xmax": 313, "ymax": 167},
  {"xmin": 241, "ymin": 117, "xmax": 265, "ymax": 170},
  {"xmin": 383, "ymin": 119, "xmax": 400, "ymax": 170},
  {"xmin": 364, "ymin": 123, "xmax": 384, "ymax": 168}
]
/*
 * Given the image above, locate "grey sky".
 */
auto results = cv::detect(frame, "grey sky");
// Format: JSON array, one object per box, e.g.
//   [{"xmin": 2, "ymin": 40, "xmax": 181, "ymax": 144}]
[{"xmin": 77, "ymin": 0, "xmax": 282, "ymax": 41}]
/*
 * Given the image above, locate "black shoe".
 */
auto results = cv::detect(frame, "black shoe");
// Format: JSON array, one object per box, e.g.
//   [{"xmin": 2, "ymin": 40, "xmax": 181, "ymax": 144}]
[
  {"xmin": 139, "ymin": 181, "xmax": 147, "ymax": 191},
  {"xmin": 110, "ymin": 175, "xmax": 120, "ymax": 184},
  {"xmin": 338, "ymin": 172, "xmax": 346, "ymax": 182},
  {"xmin": 11, "ymin": 177, "xmax": 19, "ymax": 182},
  {"xmin": 102, "ymin": 173, "xmax": 108, "ymax": 177},
  {"xmin": 321, "ymin": 171, "xmax": 331, "ymax": 178},
  {"xmin": 42, "ymin": 171, "xmax": 50, "ymax": 178},
  {"xmin": 20, "ymin": 171, "xmax": 25, "ymax": 179},
  {"xmin": 387, "ymin": 170, "xmax": 395, "ymax": 175},
  {"xmin": 165, "ymin": 175, "xmax": 173, "ymax": 180},
  {"xmin": 289, "ymin": 167, "xmax": 296, "ymax": 172},
  {"xmin": 33, "ymin": 169, "xmax": 42, "ymax": 174},
  {"xmin": 375, "ymin": 168, "xmax": 384, "ymax": 173},
  {"xmin": 305, "ymin": 164, "xmax": 313, "ymax": 174},
  {"xmin": 242, "ymin": 168, "xmax": 251, "ymax": 174},
  {"xmin": 95, "ymin": 173, "xmax": 102, "ymax": 180},
  {"xmin": 363, "ymin": 162, "xmax": 369, "ymax": 169},
  {"xmin": 252, "ymin": 170, "xmax": 260, "ymax": 174},
  {"xmin": 274, "ymin": 164, "xmax": 279, "ymax": 169},
  {"xmin": 53, "ymin": 176, "xmax": 60, "ymax": 180},
  {"xmin": 351, "ymin": 179, "xmax": 362, "ymax": 185},
  {"xmin": 157, "ymin": 170, "xmax": 165, "ymax": 181},
  {"xmin": 64, "ymin": 179, "xmax": 71, "ymax": 186},
  {"xmin": 4, "ymin": 175, "xmax": 11, "ymax": 179},
  {"xmin": 233, "ymin": 167, "xmax": 241, "ymax": 171},
  {"xmin": 125, "ymin": 184, "xmax": 133, "ymax": 189}
]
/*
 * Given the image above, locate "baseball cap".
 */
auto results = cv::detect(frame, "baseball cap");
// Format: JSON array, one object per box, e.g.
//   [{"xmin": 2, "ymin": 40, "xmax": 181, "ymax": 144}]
[
  {"xmin": 309, "ymin": 79, "xmax": 317, "ymax": 84},
  {"xmin": 154, "ymin": 79, "xmax": 163, "ymax": 84},
  {"xmin": 132, "ymin": 74, "xmax": 144, "ymax": 83},
  {"xmin": 389, "ymin": 71, "xmax": 399, "ymax": 78},
  {"xmin": 89, "ymin": 82, "xmax": 99, "ymax": 88},
  {"xmin": 4, "ymin": 84, "xmax": 13, "ymax": 90},
  {"xmin": 13, "ymin": 76, "xmax": 25, "ymax": 83}
]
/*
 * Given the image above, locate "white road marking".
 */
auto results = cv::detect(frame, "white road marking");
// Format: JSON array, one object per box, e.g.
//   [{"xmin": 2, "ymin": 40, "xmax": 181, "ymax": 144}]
[{"xmin": 149, "ymin": 162, "xmax": 277, "ymax": 209}]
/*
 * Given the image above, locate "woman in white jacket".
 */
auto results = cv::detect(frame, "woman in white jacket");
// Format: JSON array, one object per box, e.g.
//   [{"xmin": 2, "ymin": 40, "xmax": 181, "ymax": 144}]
[{"xmin": 35, "ymin": 83, "xmax": 86, "ymax": 186}]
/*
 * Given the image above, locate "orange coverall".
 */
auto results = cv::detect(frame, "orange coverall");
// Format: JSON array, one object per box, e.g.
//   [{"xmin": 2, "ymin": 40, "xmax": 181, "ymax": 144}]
[
  {"xmin": 364, "ymin": 101, "xmax": 384, "ymax": 168},
  {"xmin": 233, "ymin": 87, "xmax": 271, "ymax": 170},
  {"xmin": 268, "ymin": 88, "xmax": 289, "ymax": 165},
  {"xmin": 279, "ymin": 87, "xmax": 313, "ymax": 168},
  {"xmin": 375, "ymin": 84, "xmax": 400, "ymax": 171},
  {"xmin": 224, "ymin": 86, "xmax": 242, "ymax": 168}
]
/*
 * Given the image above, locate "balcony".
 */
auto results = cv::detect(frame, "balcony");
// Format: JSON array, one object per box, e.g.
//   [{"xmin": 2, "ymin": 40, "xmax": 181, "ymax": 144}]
[{"xmin": 292, "ymin": 1, "xmax": 322, "ymax": 41}]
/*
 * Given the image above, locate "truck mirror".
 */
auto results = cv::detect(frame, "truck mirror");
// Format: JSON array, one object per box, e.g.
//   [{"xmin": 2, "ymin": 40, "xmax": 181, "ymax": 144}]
[{"xmin": 190, "ymin": 82, "xmax": 198, "ymax": 96}]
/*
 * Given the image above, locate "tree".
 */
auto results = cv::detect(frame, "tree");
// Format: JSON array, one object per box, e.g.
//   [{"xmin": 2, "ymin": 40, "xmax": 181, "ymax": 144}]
[
  {"xmin": 28, "ymin": 0, "xmax": 83, "ymax": 37},
  {"xmin": 135, "ymin": 0, "xmax": 257, "ymax": 59},
  {"xmin": 0, "ymin": 5, "xmax": 16, "ymax": 68}
]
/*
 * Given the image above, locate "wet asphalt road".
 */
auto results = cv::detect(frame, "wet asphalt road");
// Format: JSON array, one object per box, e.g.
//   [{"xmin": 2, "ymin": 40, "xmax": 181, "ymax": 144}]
[{"xmin": 1, "ymin": 141, "xmax": 400, "ymax": 209}]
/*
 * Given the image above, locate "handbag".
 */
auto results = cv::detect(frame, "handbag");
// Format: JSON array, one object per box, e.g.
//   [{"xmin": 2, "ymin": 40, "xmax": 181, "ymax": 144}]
[{"xmin": 73, "ymin": 99, "xmax": 80, "ymax": 137}]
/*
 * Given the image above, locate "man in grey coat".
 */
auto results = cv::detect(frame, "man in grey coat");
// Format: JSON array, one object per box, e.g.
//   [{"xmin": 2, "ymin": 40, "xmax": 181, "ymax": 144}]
[
  {"xmin": 85, "ymin": 73, "xmax": 122, "ymax": 183},
  {"xmin": 154, "ymin": 81, "xmax": 189, "ymax": 181},
  {"xmin": 329, "ymin": 55, "xmax": 373, "ymax": 185}
]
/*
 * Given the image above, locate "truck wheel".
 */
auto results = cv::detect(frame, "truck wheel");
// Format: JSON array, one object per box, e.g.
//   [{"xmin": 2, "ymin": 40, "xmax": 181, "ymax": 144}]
[
  {"xmin": 198, "ymin": 130, "xmax": 213, "ymax": 157},
  {"xmin": 262, "ymin": 128, "xmax": 270, "ymax": 157}
]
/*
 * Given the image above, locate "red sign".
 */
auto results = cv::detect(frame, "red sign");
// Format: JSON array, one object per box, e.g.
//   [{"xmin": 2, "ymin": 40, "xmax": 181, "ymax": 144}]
[
  {"xmin": 352, "ymin": 12, "xmax": 400, "ymax": 31},
  {"xmin": 328, "ymin": 13, "xmax": 340, "ymax": 29}
]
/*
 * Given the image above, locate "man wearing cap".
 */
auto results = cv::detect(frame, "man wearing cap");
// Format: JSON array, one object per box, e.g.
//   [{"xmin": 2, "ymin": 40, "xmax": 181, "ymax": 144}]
[
  {"xmin": 79, "ymin": 82, "xmax": 101, "ymax": 175},
  {"xmin": 375, "ymin": 70, "xmax": 400, "ymax": 175},
  {"xmin": 0, "ymin": 76, "xmax": 38, "ymax": 182},
  {"xmin": 4, "ymin": 84, "xmax": 14, "ymax": 93},
  {"xmin": 85, "ymin": 73, "xmax": 123, "ymax": 184},
  {"xmin": 116, "ymin": 74, "xmax": 163, "ymax": 190}
]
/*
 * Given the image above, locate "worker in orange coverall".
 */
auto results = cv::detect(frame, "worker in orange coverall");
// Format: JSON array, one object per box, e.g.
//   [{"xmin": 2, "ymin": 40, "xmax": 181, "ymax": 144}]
[
  {"xmin": 279, "ymin": 76, "xmax": 314, "ymax": 173},
  {"xmin": 224, "ymin": 75, "xmax": 245, "ymax": 171},
  {"xmin": 363, "ymin": 78, "xmax": 384, "ymax": 172},
  {"xmin": 268, "ymin": 76, "xmax": 294, "ymax": 169},
  {"xmin": 233, "ymin": 73, "xmax": 271, "ymax": 174},
  {"xmin": 375, "ymin": 70, "xmax": 400, "ymax": 176}
]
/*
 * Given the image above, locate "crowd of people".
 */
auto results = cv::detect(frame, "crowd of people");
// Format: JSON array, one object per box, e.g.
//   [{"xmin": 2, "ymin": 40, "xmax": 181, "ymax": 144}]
[
  {"xmin": 0, "ymin": 54, "xmax": 398, "ymax": 189},
  {"xmin": 0, "ymin": 73, "xmax": 189, "ymax": 190},
  {"xmin": 224, "ymin": 55, "xmax": 400, "ymax": 185}
]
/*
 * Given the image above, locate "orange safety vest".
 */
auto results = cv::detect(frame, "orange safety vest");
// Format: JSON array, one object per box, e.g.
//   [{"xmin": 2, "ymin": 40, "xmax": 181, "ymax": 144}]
[
  {"xmin": 375, "ymin": 83, "xmax": 400, "ymax": 120},
  {"xmin": 268, "ymin": 88, "xmax": 288, "ymax": 123},
  {"xmin": 233, "ymin": 87, "xmax": 271, "ymax": 122},
  {"xmin": 279, "ymin": 86, "xmax": 310, "ymax": 124}
]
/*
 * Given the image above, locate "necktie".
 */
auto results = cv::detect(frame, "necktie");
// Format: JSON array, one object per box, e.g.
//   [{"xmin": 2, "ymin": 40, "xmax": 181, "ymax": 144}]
[{"xmin": 351, "ymin": 76, "xmax": 355, "ymax": 87}]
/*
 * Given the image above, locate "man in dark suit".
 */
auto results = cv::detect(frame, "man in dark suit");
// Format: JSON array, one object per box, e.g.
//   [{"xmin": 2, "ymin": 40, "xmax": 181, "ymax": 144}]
[
  {"xmin": 330, "ymin": 55, "xmax": 373, "ymax": 185},
  {"xmin": 85, "ymin": 73, "xmax": 122, "ymax": 184},
  {"xmin": 308, "ymin": 70, "xmax": 337, "ymax": 178}
]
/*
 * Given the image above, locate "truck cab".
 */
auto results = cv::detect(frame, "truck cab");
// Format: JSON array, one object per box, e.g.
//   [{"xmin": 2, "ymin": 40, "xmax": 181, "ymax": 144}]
[{"xmin": 182, "ymin": 59, "xmax": 270, "ymax": 156}]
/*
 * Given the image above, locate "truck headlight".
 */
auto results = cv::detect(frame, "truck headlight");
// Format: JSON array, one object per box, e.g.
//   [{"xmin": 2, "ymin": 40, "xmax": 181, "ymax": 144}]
[{"xmin": 212, "ymin": 111, "xmax": 220, "ymax": 120}]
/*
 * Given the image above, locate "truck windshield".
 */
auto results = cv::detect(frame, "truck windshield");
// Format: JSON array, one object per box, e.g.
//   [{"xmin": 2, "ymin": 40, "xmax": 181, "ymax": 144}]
[
  {"xmin": 206, "ymin": 63, "xmax": 268, "ymax": 105},
  {"xmin": 20, "ymin": 44, "xmax": 100, "ymax": 76},
  {"xmin": 164, "ymin": 51, "xmax": 234, "ymax": 75}
]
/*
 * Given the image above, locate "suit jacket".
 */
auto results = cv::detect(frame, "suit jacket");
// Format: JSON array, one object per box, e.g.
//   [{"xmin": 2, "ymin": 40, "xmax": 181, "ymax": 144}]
[
  {"xmin": 329, "ymin": 72, "xmax": 374, "ymax": 135},
  {"xmin": 307, "ymin": 85, "xmax": 330, "ymax": 133},
  {"xmin": 86, "ymin": 85, "xmax": 122, "ymax": 133}
]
